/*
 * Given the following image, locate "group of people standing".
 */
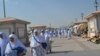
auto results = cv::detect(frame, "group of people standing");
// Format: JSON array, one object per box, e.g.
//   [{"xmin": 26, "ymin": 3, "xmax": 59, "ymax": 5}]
[
  {"xmin": 29, "ymin": 29, "xmax": 52, "ymax": 56},
  {"xmin": 0, "ymin": 32, "xmax": 26, "ymax": 56}
]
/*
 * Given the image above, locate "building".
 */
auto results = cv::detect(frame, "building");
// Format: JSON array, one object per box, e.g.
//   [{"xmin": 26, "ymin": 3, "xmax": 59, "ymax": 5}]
[
  {"xmin": 86, "ymin": 11, "xmax": 100, "ymax": 38},
  {"xmin": 30, "ymin": 25, "xmax": 47, "ymax": 31},
  {"xmin": 0, "ymin": 17, "xmax": 30, "ymax": 43},
  {"xmin": 73, "ymin": 20, "xmax": 88, "ymax": 36}
]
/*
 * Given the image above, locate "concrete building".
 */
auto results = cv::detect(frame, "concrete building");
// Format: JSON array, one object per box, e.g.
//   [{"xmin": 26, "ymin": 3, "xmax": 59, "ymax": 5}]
[
  {"xmin": 86, "ymin": 11, "xmax": 100, "ymax": 38},
  {"xmin": 0, "ymin": 17, "xmax": 30, "ymax": 43},
  {"xmin": 30, "ymin": 25, "xmax": 47, "ymax": 31}
]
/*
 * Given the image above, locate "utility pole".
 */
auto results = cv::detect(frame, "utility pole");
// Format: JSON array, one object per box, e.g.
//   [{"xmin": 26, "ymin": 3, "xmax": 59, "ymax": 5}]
[
  {"xmin": 81, "ymin": 13, "xmax": 84, "ymax": 20},
  {"xmin": 94, "ymin": 0, "xmax": 99, "ymax": 11},
  {"xmin": 3, "ymin": 0, "xmax": 6, "ymax": 18},
  {"xmin": 49, "ymin": 23, "xmax": 51, "ymax": 27}
]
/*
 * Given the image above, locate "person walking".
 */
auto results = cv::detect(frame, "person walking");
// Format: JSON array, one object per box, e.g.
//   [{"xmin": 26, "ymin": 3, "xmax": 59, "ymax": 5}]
[
  {"xmin": 0, "ymin": 32, "xmax": 9, "ymax": 56},
  {"xmin": 44, "ymin": 30, "xmax": 52, "ymax": 54},
  {"xmin": 40, "ymin": 30, "xmax": 47, "ymax": 50},
  {"xmin": 67, "ymin": 28, "xmax": 72, "ymax": 40},
  {"xmin": 30, "ymin": 30, "xmax": 45, "ymax": 56}
]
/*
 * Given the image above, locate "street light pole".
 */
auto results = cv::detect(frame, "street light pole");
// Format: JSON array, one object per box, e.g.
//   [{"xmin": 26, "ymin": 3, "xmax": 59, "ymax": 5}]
[
  {"xmin": 94, "ymin": 0, "xmax": 99, "ymax": 11},
  {"xmin": 3, "ymin": 0, "xmax": 6, "ymax": 18}
]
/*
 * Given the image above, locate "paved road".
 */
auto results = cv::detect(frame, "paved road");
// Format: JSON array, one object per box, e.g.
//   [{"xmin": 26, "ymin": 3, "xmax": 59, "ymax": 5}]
[
  {"xmin": 46, "ymin": 37, "xmax": 100, "ymax": 56},
  {"xmin": 26, "ymin": 36, "xmax": 100, "ymax": 56},
  {"xmin": 47, "ymin": 50, "xmax": 100, "ymax": 56}
]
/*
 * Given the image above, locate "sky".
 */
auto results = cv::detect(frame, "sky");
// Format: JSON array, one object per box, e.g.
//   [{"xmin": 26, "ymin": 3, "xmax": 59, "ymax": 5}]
[{"xmin": 0, "ymin": 0, "xmax": 100, "ymax": 27}]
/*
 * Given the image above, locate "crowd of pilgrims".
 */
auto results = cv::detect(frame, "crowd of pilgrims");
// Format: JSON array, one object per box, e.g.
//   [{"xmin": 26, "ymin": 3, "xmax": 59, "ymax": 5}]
[
  {"xmin": 29, "ymin": 29, "xmax": 52, "ymax": 56},
  {"xmin": 29, "ymin": 28, "xmax": 72, "ymax": 56},
  {"xmin": 0, "ymin": 28, "xmax": 72, "ymax": 56}
]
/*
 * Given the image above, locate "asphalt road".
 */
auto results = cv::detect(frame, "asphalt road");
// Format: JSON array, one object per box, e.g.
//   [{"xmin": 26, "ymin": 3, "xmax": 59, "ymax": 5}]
[
  {"xmin": 46, "ymin": 50, "xmax": 100, "ymax": 56},
  {"xmin": 26, "ymin": 37, "xmax": 100, "ymax": 56}
]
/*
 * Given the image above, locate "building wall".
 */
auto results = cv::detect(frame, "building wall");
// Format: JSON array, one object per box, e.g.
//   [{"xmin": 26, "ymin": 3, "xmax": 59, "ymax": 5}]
[
  {"xmin": 88, "ymin": 17, "xmax": 97, "ymax": 38},
  {"xmin": 16, "ymin": 23, "xmax": 25, "ymax": 27},
  {"xmin": 16, "ymin": 23, "xmax": 27, "ymax": 43},
  {"xmin": 97, "ymin": 16, "xmax": 100, "ymax": 33},
  {"xmin": 0, "ymin": 23, "xmax": 14, "ymax": 36},
  {"xmin": 0, "ymin": 23, "xmax": 28, "ymax": 43}
]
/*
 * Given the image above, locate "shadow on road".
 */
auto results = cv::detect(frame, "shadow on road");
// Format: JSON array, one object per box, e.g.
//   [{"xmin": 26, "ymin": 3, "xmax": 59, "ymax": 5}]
[
  {"xmin": 50, "ymin": 51, "xmax": 72, "ymax": 54},
  {"xmin": 52, "ymin": 45, "xmax": 61, "ymax": 47}
]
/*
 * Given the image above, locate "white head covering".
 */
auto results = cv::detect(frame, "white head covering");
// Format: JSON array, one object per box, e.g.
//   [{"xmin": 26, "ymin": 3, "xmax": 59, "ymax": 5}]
[
  {"xmin": 32, "ymin": 29, "xmax": 38, "ymax": 35},
  {"xmin": 5, "ymin": 33, "xmax": 26, "ymax": 54},
  {"xmin": 0, "ymin": 32, "xmax": 9, "ymax": 42},
  {"xmin": 34, "ymin": 29, "xmax": 38, "ymax": 33},
  {"xmin": 9, "ymin": 34, "xmax": 26, "ymax": 49}
]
